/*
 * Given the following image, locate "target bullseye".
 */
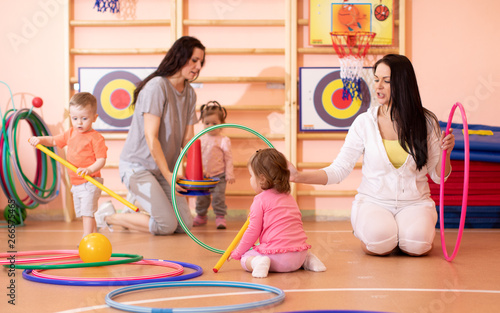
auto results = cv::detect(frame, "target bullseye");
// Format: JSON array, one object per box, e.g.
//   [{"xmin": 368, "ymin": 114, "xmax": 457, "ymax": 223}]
[
  {"xmin": 314, "ymin": 70, "xmax": 370, "ymax": 127},
  {"xmin": 332, "ymin": 89, "xmax": 351, "ymax": 110},
  {"xmin": 93, "ymin": 71, "xmax": 141, "ymax": 128},
  {"xmin": 110, "ymin": 88, "xmax": 131, "ymax": 110},
  {"xmin": 321, "ymin": 79, "xmax": 362, "ymax": 120}
]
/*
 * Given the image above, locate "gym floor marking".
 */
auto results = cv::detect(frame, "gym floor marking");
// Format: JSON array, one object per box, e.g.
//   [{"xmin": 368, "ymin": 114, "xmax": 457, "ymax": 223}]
[{"xmin": 56, "ymin": 287, "xmax": 500, "ymax": 313}]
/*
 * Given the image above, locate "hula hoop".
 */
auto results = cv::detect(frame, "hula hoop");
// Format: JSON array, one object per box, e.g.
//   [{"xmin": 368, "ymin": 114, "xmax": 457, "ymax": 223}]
[
  {"xmin": 22, "ymin": 260, "xmax": 203, "ymax": 287},
  {"xmin": 281, "ymin": 310, "xmax": 386, "ymax": 313},
  {"xmin": 5, "ymin": 253, "xmax": 143, "ymax": 269},
  {"xmin": 8, "ymin": 108, "xmax": 61, "ymax": 205},
  {"xmin": 30, "ymin": 259, "xmax": 183, "ymax": 281},
  {"xmin": 0, "ymin": 250, "xmax": 79, "ymax": 265},
  {"xmin": 105, "ymin": 280, "xmax": 285, "ymax": 313},
  {"xmin": 439, "ymin": 102, "xmax": 469, "ymax": 262},
  {"xmin": 172, "ymin": 124, "xmax": 274, "ymax": 254},
  {"xmin": 1, "ymin": 108, "xmax": 60, "ymax": 211}
]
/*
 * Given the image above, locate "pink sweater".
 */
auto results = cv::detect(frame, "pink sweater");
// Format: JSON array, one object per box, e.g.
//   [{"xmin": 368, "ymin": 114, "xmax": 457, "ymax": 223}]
[
  {"xmin": 200, "ymin": 134, "xmax": 234, "ymax": 180},
  {"xmin": 231, "ymin": 189, "xmax": 311, "ymax": 260}
]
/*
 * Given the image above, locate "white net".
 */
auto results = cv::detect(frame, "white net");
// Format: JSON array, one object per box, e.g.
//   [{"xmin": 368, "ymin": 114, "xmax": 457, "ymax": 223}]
[
  {"xmin": 93, "ymin": 0, "xmax": 137, "ymax": 19},
  {"xmin": 339, "ymin": 55, "xmax": 364, "ymax": 100},
  {"xmin": 117, "ymin": 0, "xmax": 137, "ymax": 20},
  {"xmin": 330, "ymin": 32, "xmax": 376, "ymax": 100}
]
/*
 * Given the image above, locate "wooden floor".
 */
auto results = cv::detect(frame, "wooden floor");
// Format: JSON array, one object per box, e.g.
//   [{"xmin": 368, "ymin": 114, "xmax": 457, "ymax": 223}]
[{"xmin": 2, "ymin": 218, "xmax": 500, "ymax": 313}]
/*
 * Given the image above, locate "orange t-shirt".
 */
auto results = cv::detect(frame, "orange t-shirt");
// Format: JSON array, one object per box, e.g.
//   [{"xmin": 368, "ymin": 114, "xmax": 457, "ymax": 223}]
[{"xmin": 54, "ymin": 128, "xmax": 107, "ymax": 185}]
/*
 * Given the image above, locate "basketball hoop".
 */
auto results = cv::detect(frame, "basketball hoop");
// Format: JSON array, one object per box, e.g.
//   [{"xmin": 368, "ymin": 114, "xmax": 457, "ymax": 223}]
[
  {"xmin": 93, "ymin": 0, "xmax": 137, "ymax": 19},
  {"xmin": 330, "ymin": 31, "xmax": 376, "ymax": 100},
  {"xmin": 93, "ymin": 0, "xmax": 120, "ymax": 13}
]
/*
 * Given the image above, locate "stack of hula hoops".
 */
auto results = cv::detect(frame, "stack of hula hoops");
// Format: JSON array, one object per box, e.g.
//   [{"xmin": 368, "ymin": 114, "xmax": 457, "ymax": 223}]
[
  {"xmin": 0, "ymin": 250, "xmax": 284, "ymax": 312},
  {"xmin": 0, "ymin": 81, "xmax": 60, "ymax": 226}
]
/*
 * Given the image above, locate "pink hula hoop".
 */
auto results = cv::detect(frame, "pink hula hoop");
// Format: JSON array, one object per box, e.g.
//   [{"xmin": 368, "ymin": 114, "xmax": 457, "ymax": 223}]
[
  {"xmin": 0, "ymin": 250, "xmax": 79, "ymax": 265},
  {"xmin": 439, "ymin": 102, "xmax": 469, "ymax": 262},
  {"xmin": 29, "ymin": 259, "xmax": 184, "ymax": 282}
]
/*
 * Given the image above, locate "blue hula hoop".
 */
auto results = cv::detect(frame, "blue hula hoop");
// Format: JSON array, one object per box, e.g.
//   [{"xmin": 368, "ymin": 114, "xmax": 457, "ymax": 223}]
[
  {"xmin": 281, "ymin": 310, "xmax": 385, "ymax": 313},
  {"xmin": 171, "ymin": 123, "xmax": 274, "ymax": 254},
  {"xmin": 22, "ymin": 260, "xmax": 202, "ymax": 286},
  {"xmin": 106, "ymin": 280, "xmax": 285, "ymax": 313}
]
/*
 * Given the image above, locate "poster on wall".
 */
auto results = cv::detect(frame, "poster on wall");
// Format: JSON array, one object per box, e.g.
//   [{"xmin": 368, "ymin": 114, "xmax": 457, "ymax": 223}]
[
  {"xmin": 79, "ymin": 67, "xmax": 155, "ymax": 131},
  {"xmin": 299, "ymin": 67, "xmax": 374, "ymax": 132},
  {"xmin": 309, "ymin": 0, "xmax": 394, "ymax": 46}
]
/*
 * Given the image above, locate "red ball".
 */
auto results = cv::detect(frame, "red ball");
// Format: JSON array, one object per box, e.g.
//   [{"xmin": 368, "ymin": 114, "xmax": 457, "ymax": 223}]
[{"xmin": 32, "ymin": 97, "xmax": 43, "ymax": 108}]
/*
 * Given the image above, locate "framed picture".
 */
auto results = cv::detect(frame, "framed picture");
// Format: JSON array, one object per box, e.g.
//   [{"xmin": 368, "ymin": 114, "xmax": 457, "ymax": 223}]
[
  {"xmin": 79, "ymin": 67, "xmax": 155, "ymax": 131},
  {"xmin": 299, "ymin": 67, "xmax": 375, "ymax": 132}
]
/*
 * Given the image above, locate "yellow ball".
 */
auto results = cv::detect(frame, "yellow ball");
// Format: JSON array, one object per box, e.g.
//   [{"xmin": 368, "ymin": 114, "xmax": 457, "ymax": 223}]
[{"xmin": 79, "ymin": 233, "xmax": 112, "ymax": 263}]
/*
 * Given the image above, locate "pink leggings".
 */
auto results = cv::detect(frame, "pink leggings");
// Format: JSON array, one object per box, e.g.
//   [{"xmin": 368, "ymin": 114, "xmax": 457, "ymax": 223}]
[{"xmin": 240, "ymin": 249, "xmax": 308, "ymax": 273}]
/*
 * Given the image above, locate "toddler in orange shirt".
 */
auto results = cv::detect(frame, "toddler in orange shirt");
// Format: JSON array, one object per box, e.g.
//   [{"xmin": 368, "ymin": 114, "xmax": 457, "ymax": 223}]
[{"xmin": 29, "ymin": 92, "xmax": 107, "ymax": 239}]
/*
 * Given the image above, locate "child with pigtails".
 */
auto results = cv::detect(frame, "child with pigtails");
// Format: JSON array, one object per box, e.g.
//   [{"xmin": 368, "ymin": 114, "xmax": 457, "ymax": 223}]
[{"xmin": 193, "ymin": 101, "xmax": 235, "ymax": 229}]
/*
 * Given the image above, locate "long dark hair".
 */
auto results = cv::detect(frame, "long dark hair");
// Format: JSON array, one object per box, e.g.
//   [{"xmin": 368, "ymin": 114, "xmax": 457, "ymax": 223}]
[
  {"xmin": 374, "ymin": 54, "xmax": 439, "ymax": 171},
  {"xmin": 133, "ymin": 36, "xmax": 205, "ymax": 106}
]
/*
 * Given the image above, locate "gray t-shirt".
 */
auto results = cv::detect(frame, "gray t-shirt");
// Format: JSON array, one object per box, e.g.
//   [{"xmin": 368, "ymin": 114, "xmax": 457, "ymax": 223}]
[{"xmin": 120, "ymin": 76, "xmax": 198, "ymax": 172}]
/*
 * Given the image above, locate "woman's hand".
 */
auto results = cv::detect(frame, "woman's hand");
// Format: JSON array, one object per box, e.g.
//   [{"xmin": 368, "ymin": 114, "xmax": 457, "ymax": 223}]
[
  {"xmin": 175, "ymin": 182, "xmax": 188, "ymax": 193},
  {"xmin": 287, "ymin": 160, "xmax": 299, "ymax": 182},
  {"xmin": 441, "ymin": 128, "xmax": 455, "ymax": 154},
  {"xmin": 169, "ymin": 173, "xmax": 188, "ymax": 193},
  {"xmin": 436, "ymin": 128, "xmax": 455, "ymax": 177}
]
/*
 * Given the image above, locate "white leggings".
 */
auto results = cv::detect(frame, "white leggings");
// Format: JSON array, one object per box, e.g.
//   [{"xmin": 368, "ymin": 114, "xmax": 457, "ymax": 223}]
[{"xmin": 352, "ymin": 196, "xmax": 438, "ymax": 255}]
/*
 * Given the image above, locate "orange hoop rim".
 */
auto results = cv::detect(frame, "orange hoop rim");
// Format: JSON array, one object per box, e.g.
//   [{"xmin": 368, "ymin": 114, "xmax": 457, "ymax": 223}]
[{"xmin": 330, "ymin": 31, "xmax": 376, "ymax": 58}]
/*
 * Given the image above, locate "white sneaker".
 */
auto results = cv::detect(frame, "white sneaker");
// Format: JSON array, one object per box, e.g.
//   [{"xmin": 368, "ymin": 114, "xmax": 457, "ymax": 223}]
[
  {"xmin": 251, "ymin": 256, "xmax": 271, "ymax": 278},
  {"xmin": 303, "ymin": 252, "xmax": 327, "ymax": 272},
  {"xmin": 95, "ymin": 201, "xmax": 116, "ymax": 231},
  {"xmin": 121, "ymin": 193, "xmax": 137, "ymax": 213}
]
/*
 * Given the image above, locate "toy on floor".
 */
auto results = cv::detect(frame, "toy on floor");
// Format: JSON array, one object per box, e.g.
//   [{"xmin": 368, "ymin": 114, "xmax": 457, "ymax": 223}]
[
  {"xmin": 23, "ymin": 259, "xmax": 202, "ymax": 286},
  {"xmin": 105, "ymin": 281, "xmax": 285, "ymax": 313},
  {"xmin": 0, "ymin": 250, "xmax": 79, "ymax": 265},
  {"xmin": 213, "ymin": 218, "xmax": 250, "ymax": 273},
  {"xmin": 5, "ymin": 253, "xmax": 142, "ymax": 270},
  {"xmin": 79, "ymin": 233, "xmax": 112, "ymax": 263}
]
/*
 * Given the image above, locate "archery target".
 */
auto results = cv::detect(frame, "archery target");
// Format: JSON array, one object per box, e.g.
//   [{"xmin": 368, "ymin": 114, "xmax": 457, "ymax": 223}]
[
  {"xmin": 79, "ymin": 67, "xmax": 155, "ymax": 131},
  {"xmin": 300, "ymin": 67, "xmax": 375, "ymax": 131}
]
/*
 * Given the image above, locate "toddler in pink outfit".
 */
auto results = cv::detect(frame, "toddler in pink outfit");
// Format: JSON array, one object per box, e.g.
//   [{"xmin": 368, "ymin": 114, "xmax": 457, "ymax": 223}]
[
  {"xmin": 230, "ymin": 148, "xmax": 326, "ymax": 278},
  {"xmin": 193, "ymin": 101, "xmax": 235, "ymax": 229}
]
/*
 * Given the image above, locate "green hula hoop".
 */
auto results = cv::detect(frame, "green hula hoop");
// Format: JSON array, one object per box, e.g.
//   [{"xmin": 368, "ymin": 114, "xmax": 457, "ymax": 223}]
[
  {"xmin": 4, "ymin": 253, "xmax": 143, "ymax": 269},
  {"xmin": 172, "ymin": 124, "xmax": 274, "ymax": 254}
]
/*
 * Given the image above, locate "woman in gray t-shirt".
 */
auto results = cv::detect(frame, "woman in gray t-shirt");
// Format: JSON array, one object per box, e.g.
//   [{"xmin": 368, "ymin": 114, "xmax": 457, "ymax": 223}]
[{"xmin": 95, "ymin": 36, "xmax": 205, "ymax": 235}]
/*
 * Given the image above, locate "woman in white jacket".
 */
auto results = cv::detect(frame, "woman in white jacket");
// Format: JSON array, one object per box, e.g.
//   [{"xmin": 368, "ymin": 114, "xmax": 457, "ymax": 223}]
[{"xmin": 290, "ymin": 54, "xmax": 455, "ymax": 256}]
